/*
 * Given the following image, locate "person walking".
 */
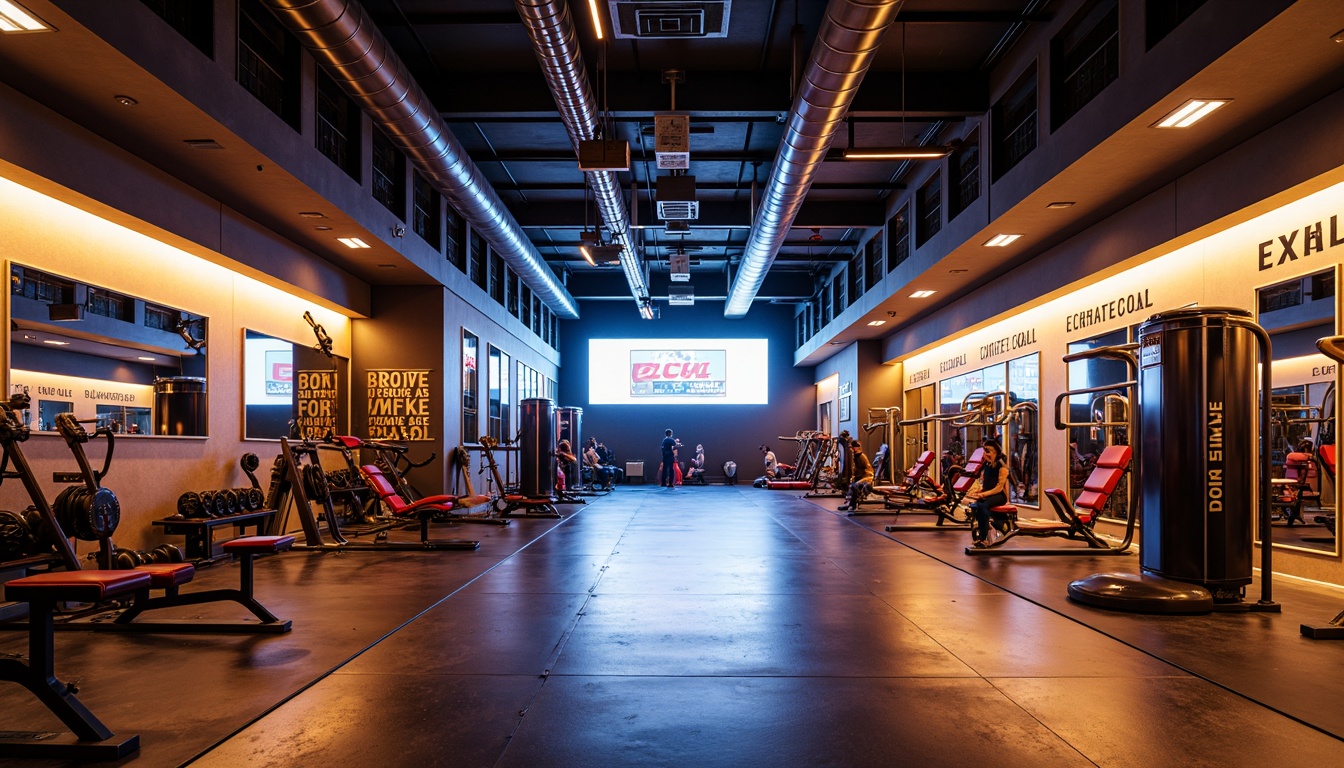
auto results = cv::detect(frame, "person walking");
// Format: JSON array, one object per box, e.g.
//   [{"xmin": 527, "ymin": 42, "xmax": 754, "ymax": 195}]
[{"xmin": 660, "ymin": 428, "xmax": 678, "ymax": 488}]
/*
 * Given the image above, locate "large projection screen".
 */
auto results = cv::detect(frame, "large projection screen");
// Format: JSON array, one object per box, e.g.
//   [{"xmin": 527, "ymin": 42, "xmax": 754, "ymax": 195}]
[{"xmin": 589, "ymin": 338, "xmax": 769, "ymax": 405}]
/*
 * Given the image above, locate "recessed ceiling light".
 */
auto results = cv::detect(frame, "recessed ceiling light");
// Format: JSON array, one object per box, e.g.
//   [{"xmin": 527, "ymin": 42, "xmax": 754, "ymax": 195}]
[
  {"xmin": 1046, "ymin": 201, "xmax": 1075, "ymax": 209},
  {"xmin": 43, "ymin": 339, "xmax": 70, "ymax": 346},
  {"xmin": 828, "ymin": 341, "xmax": 845, "ymax": 346},
  {"xmin": 299, "ymin": 211, "xmax": 326, "ymax": 219},
  {"xmin": 948, "ymin": 268, "xmax": 969, "ymax": 274},
  {"xmin": 113, "ymin": 95, "xmax": 138, "ymax": 107},
  {"xmin": 909, "ymin": 290, "xmax": 936, "ymax": 299},
  {"xmin": 0, "ymin": 1, "xmax": 53, "ymax": 32},
  {"xmin": 1330, "ymin": 28, "xmax": 1344, "ymax": 43},
  {"xmin": 183, "ymin": 139, "xmax": 224, "ymax": 149},
  {"xmin": 867, "ymin": 320, "xmax": 886, "ymax": 327},
  {"xmin": 337, "ymin": 237, "xmax": 371, "ymax": 249},
  {"xmin": 984, "ymin": 234, "xmax": 1022, "ymax": 247},
  {"xmin": 314, "ymin": 225, "xmax": 333, "ymax": 231},
  {"xmin": 377, "ymin": 264, "xmax": 397, "ymax": 269},
  {"xmin": 137, "ymin": 356, "xmax": 156, "ymax": 361},
  {"xmin": 1154, "ymin": 99, "xmax": 1229, "ymax": 128}
]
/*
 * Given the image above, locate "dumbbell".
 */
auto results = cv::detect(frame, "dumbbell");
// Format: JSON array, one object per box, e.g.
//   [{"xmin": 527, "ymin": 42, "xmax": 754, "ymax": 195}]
[
  {"xmin": 149, "ymin": 543, "xmax": 185, "ymax": 563},
  {"xmin": 178, "ymin": 491, "xmax": 206, "ymax": 518}
]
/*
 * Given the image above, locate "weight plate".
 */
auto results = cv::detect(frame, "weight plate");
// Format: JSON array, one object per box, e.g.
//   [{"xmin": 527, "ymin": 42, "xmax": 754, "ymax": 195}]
[
  {"xmin": 84, "ymin": 487, "xmax": 120, "ymax": 540},
  {"xmin": 178, "ymin": 491, "xmax": 204, "ymax": 518},
  {"xmin": 114, "ymin": 549, "xmax": 139, "ymax": 570},
  {"xmin": 248, "ymin": 488, "xmax": 265, "ymax": 510},
  {"xmin": 52, "ymin": 486, "xmax": 80, "ymax": 539},
  {"xmin": 211, "ymin": 491, "xmax": 229, "ymax": 517}
]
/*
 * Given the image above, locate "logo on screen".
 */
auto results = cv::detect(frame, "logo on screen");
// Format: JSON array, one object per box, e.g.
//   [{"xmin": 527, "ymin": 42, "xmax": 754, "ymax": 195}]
[
  {"xmin": 629, "ymin": 350, "xmax": 727, "ymax": 397},
  {"xmin": 265, "ymin": 350, "xmax": 293, "ymax": 395}
]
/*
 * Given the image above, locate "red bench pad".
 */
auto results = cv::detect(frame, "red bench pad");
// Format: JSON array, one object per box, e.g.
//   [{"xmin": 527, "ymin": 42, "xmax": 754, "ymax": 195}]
[
  {"xmin": 223, "ymin": 535, "xmax": 295, "ymax": 554},
  {"xmin": 333, "ymin": 435, "xmax": 363, "ymax": 449},
  {"xmin": 135, "ymin": 562, "xmax": 196, "ymax": 588},
  {"xmin": 6, "ymin": 570, "xmax": 152, "ymax": 602}
]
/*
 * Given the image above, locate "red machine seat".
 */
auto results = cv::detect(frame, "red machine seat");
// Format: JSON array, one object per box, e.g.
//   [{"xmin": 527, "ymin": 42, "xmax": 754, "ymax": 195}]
[
  {"xmin": 134, "ymin": 562, "xmax": 196, "ymax": 589},
  {"xmin": 333, "ymin": 435, "xmax": 363, "ymax": 449},
  {"xmin": 6, "ymin": 570, "xmax": 151, "ymax": 603},
  {"xmin": 222, "ymin": 535, "xmax": 296, "ymax": 555}
]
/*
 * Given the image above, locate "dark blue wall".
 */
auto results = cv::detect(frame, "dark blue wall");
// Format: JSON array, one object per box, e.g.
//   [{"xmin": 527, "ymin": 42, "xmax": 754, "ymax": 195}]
[{"xmin": 558, "ymin": 301, "xmax": 815, "ymax": 482}]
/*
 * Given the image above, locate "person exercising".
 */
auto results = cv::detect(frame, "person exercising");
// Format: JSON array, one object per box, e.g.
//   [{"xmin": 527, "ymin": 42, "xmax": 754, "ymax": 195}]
[
  {"xmin": 837, "ymin": 440, "xmax": 874, "ymax": 512},
  {"xmin": 761, "ymin": 445, "xmax": 778, "ymax": 479},
  {"xmin": 967, "ymin": 437, "xmax": 1010, "ymax": 547},
  {"xmin": 660, "ymin": 428, "xmax": 678, "ymax": 488}
]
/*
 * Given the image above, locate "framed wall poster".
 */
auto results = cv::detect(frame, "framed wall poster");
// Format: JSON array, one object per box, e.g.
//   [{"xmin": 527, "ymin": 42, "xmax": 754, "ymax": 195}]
[{"xmin": 839, "ymin": 395, "xmax": 851, "ymax": 423}]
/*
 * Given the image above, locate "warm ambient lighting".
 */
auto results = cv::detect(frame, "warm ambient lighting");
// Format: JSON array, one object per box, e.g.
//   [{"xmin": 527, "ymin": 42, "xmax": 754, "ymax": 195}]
[
  {"xmin": 337, "ymin": 237, "xmax": 370, "ymax": 249},
  {"xmin": 0, "ymin": 1, "xmax": 51, "ymax": 32},
  {"xmin": 42, "ymin": 339, "xmax": 70, "ymax": 346},
  {"xmin": 1046, "ymin": 201, "xmax": 1075, "ymax": 209},
  {"xmin": 909, "ymin": 290, "xmax": 936, "ymax": 298},
  {"xmin": 984, "ymin": 233, "xmax": 1022, "ymax": 247},
  {"xmin": 841, "ymin": 147, "xmax": 950, "ymax": 160},
  {"xmin": 1154, "ymin": 99, "xmax": 1229, "ymax": 128},
  {"xmin": 867, "ymin": 320, "xmax": 886, "ymax": 327},
  {"xmin": 579, "ymin": 244, "xmax": 597, "ymax": 266},
  {"xmin": 637, "ymin": 301, "xmax": 655, "ymax": 320},
  {"xmin": 137, "ymin": 356, "xmax": 156, "ymax": 361},
  {"xmin": 586, "ymin": 0, "xmax": 604, "ymax": 40}
]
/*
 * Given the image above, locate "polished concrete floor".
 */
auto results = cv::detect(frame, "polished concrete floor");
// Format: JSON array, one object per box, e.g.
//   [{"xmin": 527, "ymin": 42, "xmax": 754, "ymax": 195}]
[{"xmin": 4, "ymin": 485, "xmax": 1344, "ymax": 766}]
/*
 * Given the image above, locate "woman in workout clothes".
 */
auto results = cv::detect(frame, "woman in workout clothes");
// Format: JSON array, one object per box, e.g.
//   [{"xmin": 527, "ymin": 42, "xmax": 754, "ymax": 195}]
[{"xmin": 966, "ymin": 437, "xmax": 1010, "ymax": 547}]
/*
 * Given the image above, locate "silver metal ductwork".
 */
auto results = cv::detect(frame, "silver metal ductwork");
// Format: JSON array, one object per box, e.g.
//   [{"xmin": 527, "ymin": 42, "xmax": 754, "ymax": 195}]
[
  {"xmin": 723, "ymin": 0, "xmax": 902, "ymax": 318},
  {"xmin": 259, "ymin": 0, "xmax": 580, "ymax": 320},
  {"xmin": 515, "ymin": 0, "xmax": 652, "ymax": 315}
]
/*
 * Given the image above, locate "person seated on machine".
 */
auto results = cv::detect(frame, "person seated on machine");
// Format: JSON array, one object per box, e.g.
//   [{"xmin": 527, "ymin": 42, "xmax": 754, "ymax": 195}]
[
  {"xmin": 761, "ymin": 444, "xmax": 778, "ymax": 479},
  {"xmin": 556, "ymin": 439, "xmax": 577, "ymax": 493},
  {"xmin": 584, "ymin": 437, "xmax": 615, "ymax": 490},
  {"xmin": 685, "ymin": 444, "xmax": 707, "ymax": 484},
  {"xmin": 837, "ymin": 440, "xmax": 875, "ymax": 512},
  {"xmin": 967, "ymin": 437, "xmax": 1011, "ymax": 548}
]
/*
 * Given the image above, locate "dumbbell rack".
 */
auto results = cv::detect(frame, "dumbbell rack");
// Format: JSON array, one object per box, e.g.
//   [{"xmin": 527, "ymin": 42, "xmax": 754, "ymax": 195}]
[{"xmin": 152, "ymin": 510, "xmax": 276, "ymax": 562}]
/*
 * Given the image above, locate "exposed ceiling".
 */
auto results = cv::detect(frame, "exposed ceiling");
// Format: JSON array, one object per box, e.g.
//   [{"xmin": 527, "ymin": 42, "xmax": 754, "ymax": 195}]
[{"xmin": 363, "ymin": 0, "xmax": 1037, "ymax": 303}]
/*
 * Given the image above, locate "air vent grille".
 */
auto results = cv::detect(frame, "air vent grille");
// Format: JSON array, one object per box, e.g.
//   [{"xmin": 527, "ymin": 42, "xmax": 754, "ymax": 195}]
[{"xmin": 609, "ymin": 1, "xmax": 731, "ymax": 39}]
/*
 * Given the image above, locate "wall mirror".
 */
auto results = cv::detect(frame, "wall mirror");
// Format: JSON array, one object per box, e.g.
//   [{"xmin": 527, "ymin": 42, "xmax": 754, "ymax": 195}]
[
  {"xmin": 936, "ymin": 358, "xmax": 1038, "ymax": 507},
  {"xmin": 1065, "ymin": 328, "xmax": 1132, "ymax": 519},
  {"xmin": 10, "ymin": 263, "xmax": 208, "ymax": 436},
  {"xmin": 243, "ymin": 329, "xmax": 349, "ymax": 440},
  {"xmin": 1257, "ymin": 266, "xmax": 1337, "ymax": 555}
]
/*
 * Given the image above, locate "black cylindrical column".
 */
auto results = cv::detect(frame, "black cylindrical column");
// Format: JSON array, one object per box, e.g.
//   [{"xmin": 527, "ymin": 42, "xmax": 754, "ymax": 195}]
[
  {"xmin": 154, "ymin": 377, "xmax": 207, "ymax": 436},
  {"xmin": 1138, "ymin": 308, "xmax": 1255, "ymax": 599},
  {"xmin": 520, "ymin": 398, "xmax": 555, "ymax": 497}
]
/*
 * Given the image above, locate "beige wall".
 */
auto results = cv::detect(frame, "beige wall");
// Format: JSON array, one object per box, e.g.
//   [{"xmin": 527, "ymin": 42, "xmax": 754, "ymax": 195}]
[{"xmin": 1, "ymin": 172, "xmax": 352, "ymax": 552}]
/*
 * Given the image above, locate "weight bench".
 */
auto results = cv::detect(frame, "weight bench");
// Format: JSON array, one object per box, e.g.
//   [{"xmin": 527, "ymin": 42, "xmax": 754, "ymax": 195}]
[
  {"xmin": 1271, "ymin": 451, "xmax": 1317, "ymax": 526},
  {"xmin": 849, "ymin": 450, "xmax": 936, "ymax": 515},
  {"xmin": 885, "ymin": 448, "xmax": 981, "ymax": 530},
  {"xmin": 1, "ymin": 570, "xmax": 146, "ymax": 758},
  {"xmin": 967, "ymin": 445, "xmax": 1133, "ymax": 556},
  {"xmin": 109, "ymin": 535, "xmax": 294, "ymax": 633},
  {"xmin": 361, "ymin": 465, "xmax": 505, "ymax": 531}
]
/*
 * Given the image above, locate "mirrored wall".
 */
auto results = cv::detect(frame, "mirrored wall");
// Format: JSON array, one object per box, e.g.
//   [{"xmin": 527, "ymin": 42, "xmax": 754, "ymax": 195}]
[
  {"xmin": 1257, "ymin": 266, "xmax": 1337, "ymax": 555},
  {"xmin": 9, "ymin": 263, "xmax": 209, "ymax": 436},
  {"xmin": 243, "ymin": 329, "xmax": 348, "ymax": 440}
]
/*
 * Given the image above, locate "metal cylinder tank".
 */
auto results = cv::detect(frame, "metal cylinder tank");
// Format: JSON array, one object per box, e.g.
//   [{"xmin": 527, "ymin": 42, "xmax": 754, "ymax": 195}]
[
  {"xmin": 520, "ymin": 398, "xmax": 555, "ymax": 497},
  {"xmin": 154, "ymin": 377, "xmax": 207, "ymax": 436},
  {"xmin": 1137, "ymin": 308, "xmax": 1256, "ymax": 598}
]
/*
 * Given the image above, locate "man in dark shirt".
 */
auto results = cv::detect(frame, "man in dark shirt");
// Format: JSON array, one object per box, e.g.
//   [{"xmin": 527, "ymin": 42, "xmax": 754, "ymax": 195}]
[
  {"xmin": 661, "ymin": 428, "xmax": 677, "ymax": 488},
  {"xmin": 838, "ymin": 440, "xmax": 875, "ymax": 511}
]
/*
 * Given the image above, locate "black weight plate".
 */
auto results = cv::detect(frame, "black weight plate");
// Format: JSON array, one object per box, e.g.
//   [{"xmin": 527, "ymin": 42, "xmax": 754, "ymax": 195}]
[
  {"xmin": 222, "ymin": 489, "xmax": 239, "ymax": 515},
  {"xmin": 240, "ymin": 452, "xmax": 260, "ymax": 473},
  {"xmin": 248, "ymin": 488, "xmax": 265, "ymax": 510},
  {"xmin": 177, "ymin": 491, "xmax": 204, "ymax": 518},
  {"xmin": 114, "ymin": 548, "xmax": 139, "ymax": 570},
  {"xmin": 51, "ymin": 486, "xmax": 81, "ymax": 539},
  {"xmin": 211, "ymin": 492, "xmax": 229, "ymax": 517},
  {"xmin": 84, "ymin": 487, "xmax": 120, "ymax": 540},
  {"xmin": 0, "ymin": 509, "xmax": 35, "ymax": 560}
]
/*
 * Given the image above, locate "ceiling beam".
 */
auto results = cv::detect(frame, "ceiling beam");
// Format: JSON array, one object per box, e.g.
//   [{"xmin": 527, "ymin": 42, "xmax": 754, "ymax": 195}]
[
  {"xmin": 539, "ymin": 238, "xmax": 862, "ymax": 249},
  {"xmin": 494, "ymin": 182, "xmax": 899, "ymax": 193},
  {"xmin": 433, "ymin": 71, "xmax": 985, "ymax": 120},
  {"xmin": 514, "ymin": 200, "xmax": 886, "ymax": 229},
  {"xmin": 373, "ymin": 10, "xmax": 1050, "ymax": 28}
]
